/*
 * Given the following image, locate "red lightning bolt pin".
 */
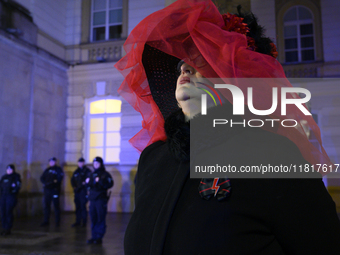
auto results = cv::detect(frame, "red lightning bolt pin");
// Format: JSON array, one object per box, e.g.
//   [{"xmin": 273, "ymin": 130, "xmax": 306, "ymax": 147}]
[{"xmin": 212, "ymin": 178, "xmax": 220, "ymax": 197}]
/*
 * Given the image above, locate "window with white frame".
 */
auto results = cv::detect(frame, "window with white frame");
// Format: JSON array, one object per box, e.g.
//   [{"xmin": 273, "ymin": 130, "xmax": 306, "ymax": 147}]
[
  {"xmin": 91, "ymin": 0, "xmax": 123, "ymax": 41},
  {"xmin": 283, "ymin": 6, "xmax": 315, "ymax": 63},
  {"xmin": 86, "ymin": 99, "xmax": 122, "ymax": 163}
]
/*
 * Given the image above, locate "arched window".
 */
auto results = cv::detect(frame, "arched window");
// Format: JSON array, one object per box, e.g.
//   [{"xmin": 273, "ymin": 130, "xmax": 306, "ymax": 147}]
[
  {"xmin": 283, "ymin": 6, "xmax": 315, "ymax": 63},
  {"xmin": 86, "ymin": 98, "xmax": 122, "ymax": 163}
]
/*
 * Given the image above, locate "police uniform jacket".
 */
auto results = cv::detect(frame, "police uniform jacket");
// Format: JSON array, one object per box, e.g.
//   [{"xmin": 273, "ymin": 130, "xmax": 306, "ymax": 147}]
[
  {"xmin": 87, "ymin": 167, "xmax": 113, "ymax": 201},
  {"xmin": 71, "ymin": 166, "xmax": 92, "ymax": 193},
  {"xmin": 40, "ymin": 166, "xmax": 64, "ymax": 190},
  {"xmin": 124, "ymin": 107, "xmax": 340, "ymax": 255},
  {"xmin": 0, "ymin": 172, "xmax": 21, "ymax": 196}
]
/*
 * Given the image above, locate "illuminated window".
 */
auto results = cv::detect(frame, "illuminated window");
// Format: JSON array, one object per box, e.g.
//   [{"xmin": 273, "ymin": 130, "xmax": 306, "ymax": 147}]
[
  {"xmin": 87, "ymin": 99, "xmax": 122, "ymax": 163},
  {"xmin": 91, "ymin": 0, "xmax": 123, "ymax": 41},
  {"xmin": 284, "ymin": 6, "xmax": 315, "ymax": 63}
]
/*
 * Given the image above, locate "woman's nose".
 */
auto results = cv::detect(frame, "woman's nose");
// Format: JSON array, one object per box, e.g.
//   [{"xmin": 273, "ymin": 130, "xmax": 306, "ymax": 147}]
[{"xmin": 181, "ymin": 66, "xmax": 194, "ymax": 76}]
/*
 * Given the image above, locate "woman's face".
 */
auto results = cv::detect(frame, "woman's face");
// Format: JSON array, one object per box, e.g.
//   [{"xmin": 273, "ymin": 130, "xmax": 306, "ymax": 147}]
[
  {"xmin": 175, "ymin": 63, "xmax": 216, "ymax": 119},
  {"xmin": 6, "ymin": 167, "xmax": 13, "ymax": 175},
  {"xmin": 93, "ymin": 161, "xmax": 101, "ymax": 169}
]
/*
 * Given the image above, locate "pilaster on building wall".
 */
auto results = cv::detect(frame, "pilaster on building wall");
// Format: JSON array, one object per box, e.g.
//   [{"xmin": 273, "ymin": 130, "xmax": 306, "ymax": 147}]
[{"xmin": 320, "ymin": 0, "xmax": 340, "ymax": 76}]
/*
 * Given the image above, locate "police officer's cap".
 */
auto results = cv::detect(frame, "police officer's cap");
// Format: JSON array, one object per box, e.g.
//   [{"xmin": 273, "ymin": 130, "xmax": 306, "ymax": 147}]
[
  {"xmin": 6, "ymin": 164, "xmax": 15, "ymax": 171},
  {"xmin": 93, "ymin": 156, "xmax": 104, "ymax": 165},
  {"xmin": 78, "ymin": 157, "xmax": 85, "ymax": 162},
  {"xmin": 49, "ymin": 157, "xmax": 57, "ymax": 162}
]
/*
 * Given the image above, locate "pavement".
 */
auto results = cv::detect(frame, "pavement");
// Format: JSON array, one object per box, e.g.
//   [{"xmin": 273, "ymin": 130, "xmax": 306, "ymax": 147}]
[{"xmin": 0, "ymin": 212, "xmax": 131, "ymax": 255}]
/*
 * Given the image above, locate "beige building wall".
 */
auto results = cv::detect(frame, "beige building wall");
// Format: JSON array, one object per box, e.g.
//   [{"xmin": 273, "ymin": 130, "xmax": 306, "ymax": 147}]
[{"xmin": 65, "ymin": 63, "xmax": 142, "ymax": 212}]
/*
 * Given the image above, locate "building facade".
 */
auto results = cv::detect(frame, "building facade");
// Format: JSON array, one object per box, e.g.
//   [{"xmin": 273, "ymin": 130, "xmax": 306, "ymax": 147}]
[{"xmin": 0, "ymin": 0, "xmax": 339, "ymax": 216}]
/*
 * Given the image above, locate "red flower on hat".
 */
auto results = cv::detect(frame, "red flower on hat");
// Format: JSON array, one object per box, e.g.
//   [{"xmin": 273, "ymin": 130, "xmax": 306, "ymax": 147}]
[
  {"xmin": 222, "ymin": 13, "xmax": 278, "ymax": 59},
  {"xmin": 270, "ymin": 42, "xmax": 278, "ymax": 58},
  {"xmin": 222, "ymin": 13, "xmax": 249, "ymax": 35}
]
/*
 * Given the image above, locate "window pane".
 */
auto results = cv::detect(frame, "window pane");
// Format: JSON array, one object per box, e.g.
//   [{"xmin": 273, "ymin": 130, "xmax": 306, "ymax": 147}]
[
  {"xmin": 109, "ymin": 9, "xmax": 122, "ymax": 24},
  {"xmin": 302, "ymin": 49, "xmax": 315, "ymax": 61},
  {"xmin": 284, "ymin": 8, "xmax": 297, "ymax": 22},
  {"xmin": 298, "ymin": 7, "xmax": 312, "ymax": 20},
  {"xmin": 93, "ymin": 11, "xmax": 106, "ymax": 25},
  {"xmin": 109, "ymin": 25, "xmax": 122, "ymax": 39},
  {"xmin": 110, "ymin": 0, "xmax": 122, "ymax": 8},
  {"xmin": 93, "ymin": 27, "xmax": 106, "ymax": 41},
  {"xmin": 284, "ymin": 25, "xmax": 297, "ymax": 37},
  {"xmin": 107, "ymin": 117, "xmax": 121, "ymax": 131},
  {"xmin": 94, "ymin": 0, "xmax": 106, "ymax": 10},
  {"xmin": 301, "ymin": 37, "xmax": 314, "ymax": 48},
  {"xmin": 300, "ymin": 24, "xmax": 313, "ymax": 35},
  {"xmin": 105, "ymin": 148, "xmax": 120, "ymax": 162},
  {"xmin": 106, "ymin": 99, "xmax": 122, "ymax": 113},
  {"xmin": 284, "ymin": 38, "xmax": 297, "ymax": 49},
  {"xmin": 90, "ymin": 100, "xmax": 106, "ymax": 114},
  {"xmin": 106, "ymin": 133, "xmax": 121, "ymax": 146},
  {"xmin": 90, "ymin": 148, "xmax": 103, "ymax": 162},
  {"xmin": 90, "ymin": 133, "xmax": 104, "ymax": 147},
  {"xmin": 285, "ymin": 51, "xmax": 298, "ymax": 62},
  {"xmin": 90, "ymin": 118, "xmax": 104, "ymax": 132}
]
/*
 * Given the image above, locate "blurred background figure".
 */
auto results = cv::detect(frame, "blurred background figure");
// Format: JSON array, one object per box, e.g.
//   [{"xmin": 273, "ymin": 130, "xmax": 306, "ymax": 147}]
[
  {"xmin": 0, "ymin": 164, "xmax": 21, "ymax": 235},
  {"xmin": 70, "ymin": 157, "xmax": 91, "ymax": 227},
  {"xmin": 85, "ymin": 157, "xmax": 113, "ymax": 245},
  {"xmin": 40, "ymin": 157, "xmax": 64, "ymax": 227}
]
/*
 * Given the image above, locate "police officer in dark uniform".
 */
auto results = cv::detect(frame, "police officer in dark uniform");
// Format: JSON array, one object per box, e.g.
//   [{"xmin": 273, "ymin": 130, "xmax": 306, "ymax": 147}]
[
  {"xmin": 0, "ymin": 164, "xmax": 21, "ymax": 235},
  {"xmin": 40, "ymin": 157, "xmax": 64, "ymax": 227},
  {"xmin": 86, "ymin": 157, "xmax": 113, "ymax": 244},
  {"xmin": 70, "ymin": 157, "xmax": 91, "ymax": 227}
]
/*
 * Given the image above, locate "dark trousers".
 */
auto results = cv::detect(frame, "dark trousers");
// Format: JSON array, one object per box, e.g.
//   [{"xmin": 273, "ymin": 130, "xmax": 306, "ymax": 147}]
[
  {"xmin": 89, "ymin": 199, "xmax": 108, "ymax": 239},
  {"xmin": 0, "ymin": 194, "xmax": 17, "ymax": 230},
  {"xmin": 74, "ymin": 189, "xmax": 88, "ymax": 224},
  {"xmin": 43, "ymin": 188, "xmax": 60, "ymax": 224}
]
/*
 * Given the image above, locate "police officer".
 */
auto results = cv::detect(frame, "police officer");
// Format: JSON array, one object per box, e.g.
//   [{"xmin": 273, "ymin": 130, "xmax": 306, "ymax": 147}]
[
  {"xmin": 86, "ymin": 157, "xmax": 113, "ymax": 244},
  {"xmin": 40, "ymin": 157, "xmax": 64, "ymax": 227},
  {"xmin": 70, "ymin": 157, "xmax": 91, "ymax": 227},
  {"xmin": 0, "ymin": 164, "xmax": 21, "ymax": 235}
]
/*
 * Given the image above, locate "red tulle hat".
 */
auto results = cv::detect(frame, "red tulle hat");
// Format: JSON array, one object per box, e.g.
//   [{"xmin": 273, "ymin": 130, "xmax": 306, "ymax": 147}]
[{"xmin": 115, "ymin": 0, "xmax": 332, "ymax": 168}]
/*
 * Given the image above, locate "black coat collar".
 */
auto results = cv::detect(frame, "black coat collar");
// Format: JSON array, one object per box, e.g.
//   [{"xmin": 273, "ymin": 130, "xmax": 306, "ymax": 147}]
[{"xmin": 164, "ymin": 103, "xmax": 245, "ymax": 162}]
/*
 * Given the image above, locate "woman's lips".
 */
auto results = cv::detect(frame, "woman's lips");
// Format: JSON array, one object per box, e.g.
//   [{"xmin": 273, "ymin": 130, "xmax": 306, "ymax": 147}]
[{"xmin": 179, "ymin": 77, "xmax": 190, "ymax": 84}]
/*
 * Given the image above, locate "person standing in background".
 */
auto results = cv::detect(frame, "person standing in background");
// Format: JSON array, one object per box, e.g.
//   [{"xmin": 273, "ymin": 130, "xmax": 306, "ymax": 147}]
[
  {"xmin": 0, "ymin": 164, "xmax": 21, "ymax": 235},
  {"xmin": 70, "ymin": 157, "xmax": 91, "ymax": 227},
  {"xmin": 85, "ymin": 157, "xmax": 113, "ymax": 244},
  {"xmin": 40, "ymin": 157, "xmax": 64, "ymax": 227}
]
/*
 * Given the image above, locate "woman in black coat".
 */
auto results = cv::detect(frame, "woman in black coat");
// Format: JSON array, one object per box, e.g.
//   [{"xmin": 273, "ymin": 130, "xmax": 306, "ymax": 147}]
[
  {"xmin": 115, "ymin": 0, "xmax": 340, "ymax": 254},
  {"xmin": 85, "ymin": 157, "xmax": 113, "ymax": 244},
  {"xmin": 0, "ymin": 164, "xmax": 21, "ymax": 235}
]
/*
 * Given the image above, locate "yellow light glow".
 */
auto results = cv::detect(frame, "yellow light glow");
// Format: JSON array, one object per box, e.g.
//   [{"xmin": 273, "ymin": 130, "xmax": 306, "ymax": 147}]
[
  {"xmin": 106, "ymin": 117, "xmax": 121, "ymax": 131},
  {"xmin": 105, "ymin": 148, "xmax": 120, "ymax": 162},
  {"xmin": 90, "ymin": 118, "xmax": 104, "ymax": 132},
  {"xmin": 90, "ymin": 133, "xmax": 104, "ymax": 147},
  {"xmin": 90, "ymin": 148, "xmax": 103, "ymax": 161},
  {"xmin": 106, "ymin": 133, "xmax": 120, "ymax": 146},
  {"xmin": 106, "ymin": 99, "xmax": 122, "ymax": 113},
  {"xmin": 90, "ymin": 100, "xmax": 106, "ymax": 114}
]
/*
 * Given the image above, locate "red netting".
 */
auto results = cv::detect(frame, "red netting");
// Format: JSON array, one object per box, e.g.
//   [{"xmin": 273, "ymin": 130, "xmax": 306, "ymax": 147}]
[{"xmin": 114, "ymin": 0, "xmax": 332, "ymax": 168}]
